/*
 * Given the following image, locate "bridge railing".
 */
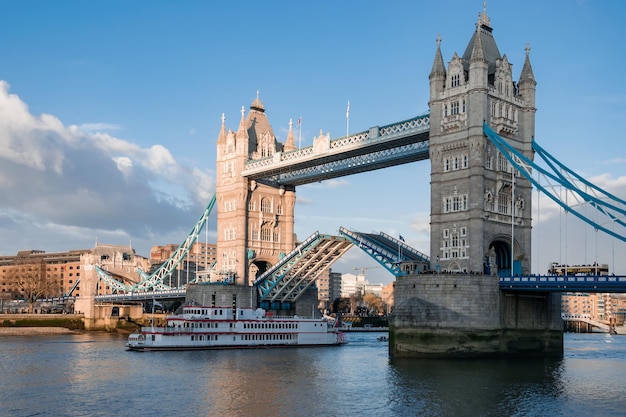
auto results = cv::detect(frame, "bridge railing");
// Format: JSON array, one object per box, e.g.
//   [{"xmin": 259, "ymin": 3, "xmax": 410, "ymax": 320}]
[
  {"xmin": 95, "ymin": 289, "xmax": 187, "ymax": 302},
  {"xmin": 499, "ymin": 274, "xmax": 626, "ymax": 292},
  {"xmin": 379, "ymin": 231, "xmax": 430, "ymax": 262}
]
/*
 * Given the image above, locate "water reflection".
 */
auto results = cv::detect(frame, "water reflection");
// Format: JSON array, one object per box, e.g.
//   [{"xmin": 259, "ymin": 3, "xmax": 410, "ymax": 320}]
[
  {"xmin": 388, "ymin": 357, "xmax": 564, "ymax": 416},
  {"xmin": 199, "ymin": 348, "xmax": 350, "ymax": 416}
]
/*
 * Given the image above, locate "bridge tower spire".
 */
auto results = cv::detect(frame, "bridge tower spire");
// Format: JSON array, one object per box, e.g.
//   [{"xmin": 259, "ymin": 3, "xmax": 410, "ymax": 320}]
[
  {"xmin": 428, "ymin": 6, "xmax": 535, "ymax": 275},
  {"xmin": 215, "ymin": 94, "xmax": 296, "ymax": 285}
]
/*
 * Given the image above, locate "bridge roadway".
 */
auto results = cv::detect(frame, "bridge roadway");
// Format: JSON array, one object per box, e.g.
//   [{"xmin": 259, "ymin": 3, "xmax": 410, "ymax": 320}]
[
  {"xmin": 97, "ymin": 275, "xmax": 626, "ymax": 303},
  {"xmin": 241, "ymin": 114, "xmax": 430, "ymax": 186}
]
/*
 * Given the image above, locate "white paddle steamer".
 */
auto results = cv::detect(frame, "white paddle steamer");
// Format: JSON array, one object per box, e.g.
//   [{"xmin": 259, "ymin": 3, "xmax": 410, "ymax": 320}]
[{"xmin": 126, "ymin": 304, "xmax": 345, "ymax": 351}]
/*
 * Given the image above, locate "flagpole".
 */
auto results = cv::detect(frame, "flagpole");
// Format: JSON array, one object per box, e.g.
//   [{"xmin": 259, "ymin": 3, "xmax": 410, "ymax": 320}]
[
  {"xmin": 298, "ymin": 116, "xmax": 302, "ymax": 148},
  {"xmin": 346, "ymin": 100, "xmax": 350, "ymax": 139}
]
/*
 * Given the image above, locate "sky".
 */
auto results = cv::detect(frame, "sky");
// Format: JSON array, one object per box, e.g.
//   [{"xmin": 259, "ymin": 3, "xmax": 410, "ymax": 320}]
[{"xmin": 1, "ymin": 1, "xmax": 625, "ymax": 285}]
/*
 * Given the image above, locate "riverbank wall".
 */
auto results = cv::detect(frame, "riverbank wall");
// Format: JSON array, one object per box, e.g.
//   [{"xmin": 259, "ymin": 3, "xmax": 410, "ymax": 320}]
[
  {"xmin": 0, "ymin": 312, "xmax": 150, "ymax": 334},
  {"xmin": 0, "ymin": 313, "xmax": 85, "ymax": 335},
  {"xmin": 390, "ymin": 274, "xmax": 563, "ymax": 358}
]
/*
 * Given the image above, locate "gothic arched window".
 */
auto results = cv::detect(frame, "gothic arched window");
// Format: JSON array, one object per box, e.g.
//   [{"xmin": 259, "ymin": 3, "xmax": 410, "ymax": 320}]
[{"xmin": 260, "ymin": 198, "xmax": 272, "ymax": 213}]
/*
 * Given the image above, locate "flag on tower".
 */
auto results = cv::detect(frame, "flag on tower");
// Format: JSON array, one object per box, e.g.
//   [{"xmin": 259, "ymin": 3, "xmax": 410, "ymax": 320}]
[
  {"xmin": 399, "ymin": 235, "xmax": 405, "ymax": 242},
  {"xmin": 346, "ymin": 100, "xmax": 350, "ymax": 119}
]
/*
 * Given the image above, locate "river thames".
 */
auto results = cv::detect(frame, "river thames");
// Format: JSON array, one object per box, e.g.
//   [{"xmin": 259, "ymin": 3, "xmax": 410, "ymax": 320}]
[{"xmin": 0, "ymin": 331, "xmax": 624, "ymax": 417}]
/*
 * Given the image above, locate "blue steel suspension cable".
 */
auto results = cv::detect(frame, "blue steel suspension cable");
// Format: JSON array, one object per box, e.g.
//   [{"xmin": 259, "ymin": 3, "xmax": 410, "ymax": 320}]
[{"xmin": 483, "ymin": 122, "xmax": 626, "ymax": 242}]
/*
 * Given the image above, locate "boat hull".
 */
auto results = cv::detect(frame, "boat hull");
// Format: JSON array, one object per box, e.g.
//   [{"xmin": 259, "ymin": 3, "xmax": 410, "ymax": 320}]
[
  {"xmin": 127, "ymin": 342, "xmax": 343, "ymax": 352},
  {"xmin": 126, "ymin": 305, "xmax": 346, "ymax": 351}
]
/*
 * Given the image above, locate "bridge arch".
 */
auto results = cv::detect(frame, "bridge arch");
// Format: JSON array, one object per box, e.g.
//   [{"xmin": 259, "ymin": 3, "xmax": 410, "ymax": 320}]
[
  {"xmin": 488, "ymin": 237, "xmax": 522, "ymax": 276},
  {"xmin": 448, "ymin": 261, "xmax": 462, "ymax": 273},
  {"xmin": 249, "ymin": 259, "xmax": 272, "ymax": 281},
  {"xmin": 489, "ymin": 240, "xmax": 510, "ymax": 275}
]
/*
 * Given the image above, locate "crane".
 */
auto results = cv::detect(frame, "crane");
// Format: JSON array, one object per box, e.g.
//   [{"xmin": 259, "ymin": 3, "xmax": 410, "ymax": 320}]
[{"xmin": 353, "ymin": 266, "xmax": 380, "ymax": 276}]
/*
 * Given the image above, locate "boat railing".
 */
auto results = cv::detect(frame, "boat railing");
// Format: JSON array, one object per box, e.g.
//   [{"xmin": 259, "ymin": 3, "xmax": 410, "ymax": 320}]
[{"xmin": 142, "ymin": 325, "xmax": 189, "ymax": 334}]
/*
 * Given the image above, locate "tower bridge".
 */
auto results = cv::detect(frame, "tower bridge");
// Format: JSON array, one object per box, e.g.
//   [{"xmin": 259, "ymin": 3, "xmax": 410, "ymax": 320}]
[
  {"xmin": 83, "ymin": 5, "xmax": 626, "ymax": 355},
  {"xmin": 85, "ymin": 6, "xmax": 625, "ymax": 300}
]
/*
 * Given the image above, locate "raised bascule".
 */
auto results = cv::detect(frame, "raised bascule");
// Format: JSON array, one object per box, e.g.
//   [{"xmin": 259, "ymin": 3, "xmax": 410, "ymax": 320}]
[{"xmin": 82, "ymin": 5, "xmax": 626, "ymax": 356}]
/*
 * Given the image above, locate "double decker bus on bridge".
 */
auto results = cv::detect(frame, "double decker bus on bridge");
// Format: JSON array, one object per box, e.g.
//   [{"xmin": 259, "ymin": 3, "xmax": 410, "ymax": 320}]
[{"xmin": 548, "ymin": 262, "xmax": 609, "ymax": 276}]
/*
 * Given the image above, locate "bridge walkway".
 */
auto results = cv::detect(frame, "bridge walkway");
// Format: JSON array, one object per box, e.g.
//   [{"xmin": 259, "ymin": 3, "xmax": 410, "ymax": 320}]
[{"xmin": 242, "ymin": 115, "xmax": 430, "ymax": 186}]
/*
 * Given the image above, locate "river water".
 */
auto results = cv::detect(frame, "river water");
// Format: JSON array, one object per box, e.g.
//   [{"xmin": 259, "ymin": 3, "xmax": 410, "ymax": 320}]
[{"xmin": 0, "ymin": 331, "xmax": 624, "ymax": 417}]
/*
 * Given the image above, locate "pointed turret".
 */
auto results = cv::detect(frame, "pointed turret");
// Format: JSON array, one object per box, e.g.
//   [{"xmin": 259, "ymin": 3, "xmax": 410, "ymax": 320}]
[
  {"xmin": 518, "ymin": 44, "xmax": 536, "ymax": 108},
  {"xmin": 519, "ymin": 44, "xmax": 537, "ymax": 89},
  {"xmin": 469, "ymin": 26, "xmax": 486, "ymax": 64},
  {"xmin": 430, "ymin": 34, "xmax": 446, "ymax": 80},
  {"xmin": 236, "ymin": 106, "xmax": 248, "ymax": 141},
  {"xmin": 468, "ymin": 23, "xmax": 488, "ymax": 90},
  {"xmin": 284, "ymin": 118, "xmax": 296, "ymax": 152},
  {"xmin": 235, "ymin": 105, "xmax": 249, "ymax": 157},
  {"xmin": 518, "ymin": 43, "xmax": 537, "ymax": 144},
  {"xmin": 217, "ymin": 113, "xmax": 227, "ymax": 146},
  {"xmin": 429, "ymin": 34, "xmax": 446, "ymax": 98}
]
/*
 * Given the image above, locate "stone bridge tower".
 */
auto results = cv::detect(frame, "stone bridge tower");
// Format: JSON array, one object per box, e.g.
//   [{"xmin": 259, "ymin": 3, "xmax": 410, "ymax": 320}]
[
  {"xmin": 215, "ymin": 94, "xmax": 297, "ymax": 285},
  {"xmin": 428, "ymin": 7, "xmax": 536, "ymax": 275}
]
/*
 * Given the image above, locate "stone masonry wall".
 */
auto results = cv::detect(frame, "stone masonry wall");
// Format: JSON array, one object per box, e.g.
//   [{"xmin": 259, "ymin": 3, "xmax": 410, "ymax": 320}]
[{"xmin": 391, "ymin": 274, "xmax": 563, "ymax": 358}]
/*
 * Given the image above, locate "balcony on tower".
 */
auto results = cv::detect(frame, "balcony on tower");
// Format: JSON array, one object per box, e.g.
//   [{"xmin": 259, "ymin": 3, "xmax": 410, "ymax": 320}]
[
  {"xmin": 441, "ymin": 112, "xmax": 467, "ymax": 132},
  {"xmin": 491, "ymin": 115, "xmax": 518, "ymax": 136}
]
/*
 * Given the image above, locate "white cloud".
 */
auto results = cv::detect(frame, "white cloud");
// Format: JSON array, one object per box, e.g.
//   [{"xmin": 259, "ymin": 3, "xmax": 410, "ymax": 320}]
[
  {"xmin": 324, "ymin": 178, "xmax": 349, "ymax": 188},
  {"xmin": 296, "ymin": 196, "xmax": 314, "ymax": 205},
  {"xmin": 0, "ymin": 82, "xmax": 67, "ymax": 174},
  {"xmin": 0, "ymin": 82, "xmax": 215, "ymax": 257},
  {"xmin": 605, "ymin": 157, "xmax": 626, "ymax": 165},
  {"xmin": 113, "ymin": 156, "xmax": 134, "ymax": 177},
  {"xmin": 77, "ymin": 123, "xmax": 122, "ymax": 132},
  {"xmin": 410, "ymin": 213, "xmax": 430, "ymax": 236},
  {"xmin": 302, "ymin": 178, "xmax": 350, "ymax": 190}
]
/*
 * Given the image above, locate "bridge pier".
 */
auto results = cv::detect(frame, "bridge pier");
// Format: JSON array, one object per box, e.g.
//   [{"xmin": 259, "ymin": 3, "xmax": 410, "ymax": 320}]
[{"xmin": 390, "ymin": 274, "xmax": 563, "ymax": 358}]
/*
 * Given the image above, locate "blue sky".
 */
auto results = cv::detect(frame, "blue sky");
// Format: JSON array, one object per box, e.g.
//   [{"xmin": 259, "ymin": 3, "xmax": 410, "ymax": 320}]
[{"xmin": 0, "ymin": 1, "xmax": 625, "ymax": 284}]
